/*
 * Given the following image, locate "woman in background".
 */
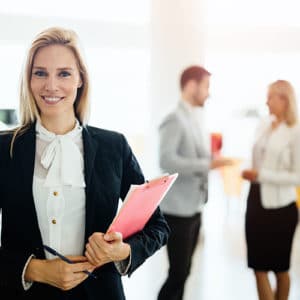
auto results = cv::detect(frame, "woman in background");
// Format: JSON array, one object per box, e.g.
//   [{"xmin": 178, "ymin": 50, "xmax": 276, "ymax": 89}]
[
  {"xmin": 0, "ymin": 27, "xmax": 169, "ymax": 299},
  {"xmin": 242, "ymin": 80, "xmax": 300, "ymax": 300}
]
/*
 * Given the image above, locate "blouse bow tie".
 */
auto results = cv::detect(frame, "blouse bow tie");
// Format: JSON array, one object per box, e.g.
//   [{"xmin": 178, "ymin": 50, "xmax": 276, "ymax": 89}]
[{"xmin": 36, "ymin": 120, "xmax": 86, "ymax": 188}]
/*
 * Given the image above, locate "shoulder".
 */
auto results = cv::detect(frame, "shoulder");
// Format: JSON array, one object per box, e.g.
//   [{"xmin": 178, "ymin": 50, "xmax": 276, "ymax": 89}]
[
  {"xmin": 84, "ymin": 125, "xmax": 124, "ymax": 142},
  {"xmin": 289, "ymin": 123, "xmax": 300, "ymax": 138},
  {"xmin": 291, "ymin": 123, "xmax": 300, "ymax": 131},
  {"xmin": 0, "ymin": 130, "xmax": 14, "ymax": 144},
  {"xmin": 0, "ymin": 130, "xmax": 14, "ymax": 150},
  {"xmin": 257, "ymin": 116, "xmax": 272, "ymax": 129},
  {"xmin": 83, "ymin": 125, "xmax": 129, "ymax": 153},
  {"xmin": 159, "ymin": 108, "xmax": 184, "ymax": 130},
  {"xmin": 0, "ymin": 130, "xmax": 15, "ymax": 164},
  {"xmin": 253, "ymin": 116, "xmax": 271, "ymax": 137}
]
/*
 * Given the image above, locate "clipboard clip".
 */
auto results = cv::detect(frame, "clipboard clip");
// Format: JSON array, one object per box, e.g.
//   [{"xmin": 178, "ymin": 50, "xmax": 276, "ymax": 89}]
[{"xmin": 144, "ymin": 173, "xmax": 170, "ymax": 188}]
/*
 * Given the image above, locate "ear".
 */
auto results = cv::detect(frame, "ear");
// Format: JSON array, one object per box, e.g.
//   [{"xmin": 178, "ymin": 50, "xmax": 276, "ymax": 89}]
[{"xmin": 185, "ymin": 79, "xmax": 196, "ymax": 92}]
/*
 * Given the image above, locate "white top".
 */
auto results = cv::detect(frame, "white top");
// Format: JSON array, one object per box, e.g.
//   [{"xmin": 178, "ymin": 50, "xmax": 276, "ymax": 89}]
[
  {"xmin": 252, "ymin": 116, "xmax": 300, "ymax": 208},
  {"xmin": 34, "ymin": 120, "xmax": 86, "ymax": 258}
]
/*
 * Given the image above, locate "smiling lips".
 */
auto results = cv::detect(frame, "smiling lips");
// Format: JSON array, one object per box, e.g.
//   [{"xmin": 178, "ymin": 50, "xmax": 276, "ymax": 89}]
[{"xmin": 42, "ymin": 96, "xmax": 64, "ymax": 105}]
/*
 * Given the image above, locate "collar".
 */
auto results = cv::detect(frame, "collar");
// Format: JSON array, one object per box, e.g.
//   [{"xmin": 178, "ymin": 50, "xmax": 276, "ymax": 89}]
[{"xmin": 35, "ymin": 119, "xmax": 86, "ymax": 187}]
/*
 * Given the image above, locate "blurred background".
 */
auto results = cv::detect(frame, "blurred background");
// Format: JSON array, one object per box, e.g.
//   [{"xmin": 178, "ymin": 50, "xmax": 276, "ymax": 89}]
[{"xmin": 1, "ymin": 1, "xmax": 300, "ymax": 299}]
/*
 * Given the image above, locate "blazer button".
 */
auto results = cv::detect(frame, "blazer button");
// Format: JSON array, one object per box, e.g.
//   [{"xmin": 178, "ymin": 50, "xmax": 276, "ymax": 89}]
[
  {"xmin": 52, "ymin": 219, "xmax": 57, "ymax": 224},
  {"xmin": 53, "ymin": 191, "xmax": 59, "ymax": 196}
]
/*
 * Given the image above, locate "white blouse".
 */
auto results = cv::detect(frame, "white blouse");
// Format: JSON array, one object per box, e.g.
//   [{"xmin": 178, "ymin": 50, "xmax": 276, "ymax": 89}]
[{"xmin": 33, "ymin": 120, "xmax": 86, "ymax": 259}]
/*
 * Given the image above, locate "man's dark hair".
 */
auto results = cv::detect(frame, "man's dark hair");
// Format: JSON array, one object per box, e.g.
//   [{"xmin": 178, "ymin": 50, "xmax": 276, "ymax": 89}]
[{"xmin": 180, "ymin": 65, "xmax": 211, "ymax": 90}]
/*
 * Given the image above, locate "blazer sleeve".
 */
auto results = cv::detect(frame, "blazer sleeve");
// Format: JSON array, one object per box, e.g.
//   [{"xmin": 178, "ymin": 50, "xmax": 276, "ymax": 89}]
[
  {"xmin": 159, "ymin": 114, "xmax": 210, "ymax": 176},
  {"xmin": 0, "ymin": 134, "xmax": 34, "ymax": 292},
  {"xmin": 119, "ymin": 134, "xmax": 170, "ymax": 277}
]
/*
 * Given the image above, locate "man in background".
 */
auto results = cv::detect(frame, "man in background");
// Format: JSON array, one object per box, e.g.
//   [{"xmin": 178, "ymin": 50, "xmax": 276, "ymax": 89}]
[{"xmin": 157, "ymin": 65, "xmax": 231, "ymax": 300}]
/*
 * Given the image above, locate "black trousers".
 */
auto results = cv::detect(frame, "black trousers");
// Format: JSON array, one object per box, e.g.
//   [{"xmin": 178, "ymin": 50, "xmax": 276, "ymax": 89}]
[{"xmin": 158, "ymin": 213, "xmax": 201, "ymax": 300}]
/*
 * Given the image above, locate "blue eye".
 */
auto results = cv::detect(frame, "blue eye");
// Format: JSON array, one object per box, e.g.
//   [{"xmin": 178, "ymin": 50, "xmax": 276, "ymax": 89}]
[
  {"xmin": 33, "ymin": 70, "xmax": 47, "ymax": 77},
  {"xmin": 59, "ymin": 71, "xmax": 71, "ymax": 77}
]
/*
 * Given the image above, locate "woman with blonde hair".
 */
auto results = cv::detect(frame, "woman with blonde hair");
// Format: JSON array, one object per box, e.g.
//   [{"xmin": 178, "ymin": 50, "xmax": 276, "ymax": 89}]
[
  {"xmin": 0, "ymin": 27, "xmax": 169, "ymax": 299},
  {"xmin": 242, "ymin": 80, "xmax": 300, "ymax": 300}
]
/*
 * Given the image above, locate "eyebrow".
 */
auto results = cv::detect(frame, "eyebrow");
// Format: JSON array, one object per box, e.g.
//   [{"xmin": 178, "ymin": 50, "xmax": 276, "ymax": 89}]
[{"xmin": 32, "ymin": 66, "xmax": 74, "ymax": 71}]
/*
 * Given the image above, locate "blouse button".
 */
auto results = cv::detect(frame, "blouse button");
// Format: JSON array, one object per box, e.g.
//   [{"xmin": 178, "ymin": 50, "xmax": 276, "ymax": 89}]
[
  {"xmin": 52, "ymin": 219, "xmax": 57, "ymax": 225},
  {"xmin": 53, "ymin": 191, "xmax": 59, "ymax": 196}
]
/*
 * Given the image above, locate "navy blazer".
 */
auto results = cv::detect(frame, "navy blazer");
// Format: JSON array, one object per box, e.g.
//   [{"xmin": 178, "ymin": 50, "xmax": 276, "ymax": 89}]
[{"xmin": 0, "ymin": 124, "xmax": 170, "ymax": 299}]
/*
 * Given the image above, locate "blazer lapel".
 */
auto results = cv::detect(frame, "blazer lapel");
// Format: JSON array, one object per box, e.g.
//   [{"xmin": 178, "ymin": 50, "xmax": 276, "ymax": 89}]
[
  {"xmin": 178, "ymin": 102, "xmax": 206, "ymax": 157},
  {"xmin": 16, "ymin": 125, "xmax": 36, "ymax": 190},
  {"xmin": 82, "ymin": 126, "xmax": 98, "ymax": 189},
  {"xmin": 268, "ymin": 123, "xmax": 292, "ymax": 155},
  {"xmin": 82, "ymin": 126, "xmax": 98, "ymax": 237},
  {"xmin": 14, "ymin": 124, "xmax": 44, "ymax": 250}
]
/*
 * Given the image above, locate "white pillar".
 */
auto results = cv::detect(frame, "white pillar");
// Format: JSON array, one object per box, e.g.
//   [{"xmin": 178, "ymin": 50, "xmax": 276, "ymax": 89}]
[{"xmin": 145, "ymin": 0, "xmax": 206, "ymax": 177}]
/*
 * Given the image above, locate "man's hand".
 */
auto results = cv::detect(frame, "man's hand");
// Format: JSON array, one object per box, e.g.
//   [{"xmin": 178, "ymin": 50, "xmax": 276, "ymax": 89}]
[
  {"xmin": 210, "ymin": 157, "xmax": 234, "ymax": 169},
  {"xmin": 85, "ymin": 232, "xmax": 131, "ymax": 268}
]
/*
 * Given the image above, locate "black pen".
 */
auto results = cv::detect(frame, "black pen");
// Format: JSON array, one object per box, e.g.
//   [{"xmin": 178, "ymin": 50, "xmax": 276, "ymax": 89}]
[{"xmin": 43, "ymin": 245, "xmax": 97, "ymax": 279}]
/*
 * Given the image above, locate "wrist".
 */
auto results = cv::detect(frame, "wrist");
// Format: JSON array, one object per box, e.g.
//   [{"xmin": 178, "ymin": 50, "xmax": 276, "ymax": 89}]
[
  {"xmin": 25, "ymin": 258, "xmax": 45, "ymax": 283},
  {"xmin": 120, "ymin": 243, "xmax": 131, "ymax": 261}
]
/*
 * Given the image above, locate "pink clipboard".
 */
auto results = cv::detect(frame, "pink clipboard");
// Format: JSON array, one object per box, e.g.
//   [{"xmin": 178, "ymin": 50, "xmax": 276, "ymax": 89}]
[{"xmin": 107, "ymin": 173, "xmax": 178, "ymax": 239}]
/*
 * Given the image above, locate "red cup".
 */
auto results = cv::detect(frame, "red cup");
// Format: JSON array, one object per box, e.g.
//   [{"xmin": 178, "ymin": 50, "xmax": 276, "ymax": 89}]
[{"xmin": 211, "ymin": 132, "xmax": 222, "ymax": 157}]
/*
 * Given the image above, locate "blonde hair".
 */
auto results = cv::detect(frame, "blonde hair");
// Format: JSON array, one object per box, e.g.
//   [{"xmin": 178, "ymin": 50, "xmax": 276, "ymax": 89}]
[
  {"xmin": 11, "ymin": 27, "xmax": 90, "ymax": 156},
  {"xmin": 268, "ymin": 80, "xmax": 298, "ymax": 126}
]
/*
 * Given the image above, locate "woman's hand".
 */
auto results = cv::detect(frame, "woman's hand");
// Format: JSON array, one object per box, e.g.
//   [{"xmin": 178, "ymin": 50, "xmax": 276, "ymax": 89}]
[
  {"xmin": 241, "ymin": 169, "xmax": 258, "ymax": 182},
  {"xmin": 85, "ymin": 232, "xmax": 131, "ymax": 268},
  {"xmin": 25, "ymin": 256, "xmax": 95, "ymax": 291}
]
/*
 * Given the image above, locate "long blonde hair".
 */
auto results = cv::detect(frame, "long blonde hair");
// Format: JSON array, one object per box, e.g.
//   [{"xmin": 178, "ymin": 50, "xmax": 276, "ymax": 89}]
[
  {"xmin": 11, "ymin": 27, "xmax": 90, "ymax": 156},
  {"xmin": 268, "ymin": 80, "xmax": 298, "ymax": 126}
]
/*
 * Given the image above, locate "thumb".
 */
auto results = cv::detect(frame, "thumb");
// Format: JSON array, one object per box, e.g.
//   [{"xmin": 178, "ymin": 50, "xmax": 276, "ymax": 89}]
[{"xmin": 104, "ymin": 231, "xmax": 123, "ymax": 242}]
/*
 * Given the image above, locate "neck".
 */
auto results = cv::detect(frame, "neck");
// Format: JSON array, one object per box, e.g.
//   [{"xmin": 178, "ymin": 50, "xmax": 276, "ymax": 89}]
[
  {"xmin": 181, "ymin": 92, "xmax": 196, "ymax": 107},
  {"xmin": 271, "ymin": 114, "xmax": 285, "ymax": 128},
  {"xmin": 273, "ymin": 113, "xmax": 285, "ymax": 123},
  {"xmin": 40, "ymin": 113, "xmax": 76, "ymax": 135}
]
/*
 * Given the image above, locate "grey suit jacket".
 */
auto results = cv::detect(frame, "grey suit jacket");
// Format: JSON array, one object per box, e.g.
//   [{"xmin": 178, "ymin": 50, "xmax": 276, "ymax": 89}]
[{"xmin": 158, "ymin": 101, "xmax": 211, "ymax": 217}]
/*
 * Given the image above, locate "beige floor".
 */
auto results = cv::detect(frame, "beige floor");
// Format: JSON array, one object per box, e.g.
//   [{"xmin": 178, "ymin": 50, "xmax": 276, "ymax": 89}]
[{"xmin": 122, "ymin": 172, "xmax": 300, "ymax": 300}]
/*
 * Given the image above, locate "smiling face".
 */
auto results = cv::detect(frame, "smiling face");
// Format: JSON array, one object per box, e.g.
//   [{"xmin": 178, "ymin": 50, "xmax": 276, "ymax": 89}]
[{"xmin": 30, "ymin": 44, "xmax": 82, "ymax": 123}]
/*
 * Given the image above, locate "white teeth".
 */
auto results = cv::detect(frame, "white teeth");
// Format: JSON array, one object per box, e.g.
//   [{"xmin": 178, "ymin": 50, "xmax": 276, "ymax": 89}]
[{"xmin": 43, "ymin": 97, "xmax": 61, "ymax": 102}]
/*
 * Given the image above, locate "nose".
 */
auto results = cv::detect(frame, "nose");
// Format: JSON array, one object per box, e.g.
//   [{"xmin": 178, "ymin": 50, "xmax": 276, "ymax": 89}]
[{"xmin": 45, "ymin": 75, "xmax": 59, "ymax": 92}]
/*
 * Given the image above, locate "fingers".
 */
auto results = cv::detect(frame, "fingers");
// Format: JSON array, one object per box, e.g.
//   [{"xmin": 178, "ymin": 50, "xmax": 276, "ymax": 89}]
[
  {"xmin": 58, "ymin": 272, "xmax": 88, "ymax": 291},
  {"xmin": 44, "ymin": 258, "xmax": 92, "ymax": 291},
  {"xmin": 65, "ymin": 255, "xmax": 88, "ymax": 263},
  {"xmin": 85, "ymin": 234, "xmax": 106, "ymax": 266},
  {"xmin": 221, "ymin": 158, "xmax": 235, "ymax": 166},
  {"xmin": 71, "ymin": 261, "xmax": 95, "ymax": 274},
  {"xmin": 85, "ymin": 242, "xmax": 101, "ymax": 266},
  {"xmin": 85, "ymin": 232, "xmax": 123, "ymax": 267}
]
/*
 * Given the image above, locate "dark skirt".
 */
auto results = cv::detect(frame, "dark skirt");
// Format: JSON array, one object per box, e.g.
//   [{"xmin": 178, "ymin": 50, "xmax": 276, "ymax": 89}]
[{"xmin": 245, "ymin": 183, "xmax": 298, "ymax": 272}]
